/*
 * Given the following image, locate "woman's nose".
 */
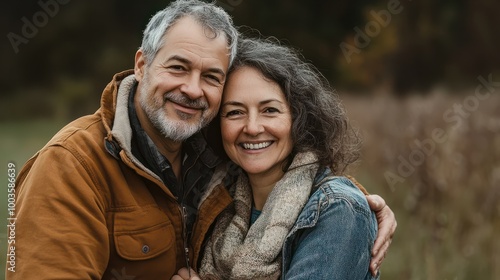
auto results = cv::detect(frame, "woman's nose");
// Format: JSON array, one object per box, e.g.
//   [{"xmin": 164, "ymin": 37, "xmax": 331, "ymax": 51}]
[{"xmin": 243, "ymin": 116, "xmax": 264, "ymax": 136}]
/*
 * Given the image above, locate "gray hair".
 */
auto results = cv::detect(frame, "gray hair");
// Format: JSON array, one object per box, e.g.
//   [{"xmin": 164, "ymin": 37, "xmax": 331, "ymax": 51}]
[
  {"xmin": 140, "ymin": 0, "xmax": 238, "ymax": 66},
  {"xmin": 229, "ymin": 37, "xmax": 361, "ymax": 174}
]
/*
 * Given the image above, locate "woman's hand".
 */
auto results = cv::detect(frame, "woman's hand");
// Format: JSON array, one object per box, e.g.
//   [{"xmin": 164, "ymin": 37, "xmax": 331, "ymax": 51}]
[
  {"xmin": 366, "ymin": 194, "xmax": 397, "ymax": 276},
  {"xmin": 171, "ymin": 268, "xmax": 201, "ymax": 280}
]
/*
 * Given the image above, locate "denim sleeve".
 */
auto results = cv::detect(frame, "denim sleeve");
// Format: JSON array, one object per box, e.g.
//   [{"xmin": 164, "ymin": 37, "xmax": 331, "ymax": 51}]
[{"xmin": 284, "ymin": 191, "xmax": 377, "ymax": 280}]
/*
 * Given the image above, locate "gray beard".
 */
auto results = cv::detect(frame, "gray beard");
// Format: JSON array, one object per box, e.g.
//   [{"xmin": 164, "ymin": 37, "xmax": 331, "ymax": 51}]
[
  {"xmin": 138, "ymin": 81, "xmax": 210, "ymax": 142},
  {"xmin": 148, "ymin": 104, "xmax": 204, "ymax": 141}
]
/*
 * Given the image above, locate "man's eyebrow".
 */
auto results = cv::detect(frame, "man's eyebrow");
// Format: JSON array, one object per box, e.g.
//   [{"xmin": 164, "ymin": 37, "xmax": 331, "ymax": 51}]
[
  {"xmin": 166, "ymin": 55, "xmax": 226, "ymax": 78},
  {"xmin": 166, "ymin": 55, "xmax": 191, "ymax": 65}
]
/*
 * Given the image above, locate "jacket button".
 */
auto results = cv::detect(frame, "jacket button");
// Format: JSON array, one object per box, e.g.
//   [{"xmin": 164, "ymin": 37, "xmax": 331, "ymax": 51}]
[{"xmin": 142, "ymin": 245, "xmax": 150, "ymax": 254}]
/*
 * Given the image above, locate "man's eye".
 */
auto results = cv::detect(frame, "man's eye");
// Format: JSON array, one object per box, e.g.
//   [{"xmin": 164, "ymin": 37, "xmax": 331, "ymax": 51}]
[
  {"xmin": 206, "ymin": 75, "xmax": 221, "ymax": 84},
  {"xmin": 169, "ymin": 65, "xmax": 185, "ymax": 71}
]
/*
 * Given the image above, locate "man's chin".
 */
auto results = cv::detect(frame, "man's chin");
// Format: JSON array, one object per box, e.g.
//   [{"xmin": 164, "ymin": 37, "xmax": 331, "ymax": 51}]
[
  {"xmin": 157, "ymin": 121, "xmax": 203, "ymax": 141},
  {"xmin": 152, "ymin": 109, "xmax": 214, "ymax": 140}
]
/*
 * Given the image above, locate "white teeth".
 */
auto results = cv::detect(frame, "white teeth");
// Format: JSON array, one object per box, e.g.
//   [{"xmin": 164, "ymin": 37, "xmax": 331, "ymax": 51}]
[{"xmin": 242, "ymin": 141, "xmax": 272, "ymax": 150}]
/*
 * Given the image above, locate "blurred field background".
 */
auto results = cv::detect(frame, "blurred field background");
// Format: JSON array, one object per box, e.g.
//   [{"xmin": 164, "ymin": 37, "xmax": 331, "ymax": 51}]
[{"xmin": 1, "ymin": 0, "xmax": 499, "ymax": 279}]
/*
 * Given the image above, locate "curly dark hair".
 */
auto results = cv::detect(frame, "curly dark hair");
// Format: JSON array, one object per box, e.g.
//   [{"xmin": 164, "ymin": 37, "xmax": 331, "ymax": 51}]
[{"xmin": 223, "ymin": 36, "xmax": 361, "ymax": 174}]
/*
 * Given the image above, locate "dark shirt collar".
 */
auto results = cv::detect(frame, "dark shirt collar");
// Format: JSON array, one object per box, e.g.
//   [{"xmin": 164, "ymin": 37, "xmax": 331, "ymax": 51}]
[
  {"xmin": 127, "ymin": 81, "xmax": 222, "ymax": 234},
  {"xmin": 128, "ymin": 81, "xmax": 179, "ymax": 194}
]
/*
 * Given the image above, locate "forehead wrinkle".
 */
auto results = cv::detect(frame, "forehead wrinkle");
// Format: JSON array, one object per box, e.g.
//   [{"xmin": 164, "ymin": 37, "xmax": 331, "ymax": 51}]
[{"xmin": 169, "ymin": 40, "xmax": 228, "ymax": 59}]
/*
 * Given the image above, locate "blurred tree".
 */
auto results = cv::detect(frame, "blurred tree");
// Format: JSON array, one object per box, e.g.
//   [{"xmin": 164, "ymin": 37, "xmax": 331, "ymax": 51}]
[
  {"xmin": 2, "ymin": 0, "xmax": 499, "ymax": 120},
  {"xmin": 229, "ymin": 0, "xmax": 372, "ymax": 89},
  {"xmin": 348, "ymin": 0, "xmax": 500, "ymax": 94}
]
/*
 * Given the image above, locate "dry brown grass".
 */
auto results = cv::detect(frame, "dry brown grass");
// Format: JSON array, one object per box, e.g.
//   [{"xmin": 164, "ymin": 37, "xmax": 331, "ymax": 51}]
[
  {"xmin": 1, "ymin": 91, "xmax": 498, "ymax": 279},
  {"xmin": 343, "ymin": 90, "xmax": 500, "ymax": 279}
]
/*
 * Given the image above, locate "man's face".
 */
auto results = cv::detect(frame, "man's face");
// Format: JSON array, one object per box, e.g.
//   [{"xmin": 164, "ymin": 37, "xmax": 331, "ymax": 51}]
[{"xmin": 134, "ymin": 16, "xmax": 230, "ymax": 141}]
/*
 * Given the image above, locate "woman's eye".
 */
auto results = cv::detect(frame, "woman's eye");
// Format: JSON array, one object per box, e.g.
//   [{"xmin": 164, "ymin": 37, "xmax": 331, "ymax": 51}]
[
  {"xmin": 264, "ymin": 107, "xmax": 280, "ymax": 113},
  {"xmin": 224, "ymin": 110, "xmax": 242, "ymax": 117}
]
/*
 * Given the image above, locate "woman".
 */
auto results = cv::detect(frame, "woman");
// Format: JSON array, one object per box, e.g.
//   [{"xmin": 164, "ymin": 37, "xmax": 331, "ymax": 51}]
[{"xmin": 176, "ymin": 37, "xmax": 381, "ymax": 279}]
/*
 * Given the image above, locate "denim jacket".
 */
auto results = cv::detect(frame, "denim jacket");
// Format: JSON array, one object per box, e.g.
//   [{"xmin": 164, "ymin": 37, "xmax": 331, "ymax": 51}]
[{"xmin": 281, "ymin": 168, "xmax": 380, "ymax": 280}]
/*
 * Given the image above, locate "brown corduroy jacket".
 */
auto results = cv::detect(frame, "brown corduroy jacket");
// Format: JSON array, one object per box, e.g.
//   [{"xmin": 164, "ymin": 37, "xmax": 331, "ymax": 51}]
[{"xmin": 7, "ymin": 70, "xmax": 232, "ymax": 279}]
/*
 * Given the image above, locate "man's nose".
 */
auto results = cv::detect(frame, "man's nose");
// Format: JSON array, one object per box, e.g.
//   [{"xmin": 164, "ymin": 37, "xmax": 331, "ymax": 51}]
[{"xmin": 180, "ymin": 74, "xmax": 203, "ymax": 99}]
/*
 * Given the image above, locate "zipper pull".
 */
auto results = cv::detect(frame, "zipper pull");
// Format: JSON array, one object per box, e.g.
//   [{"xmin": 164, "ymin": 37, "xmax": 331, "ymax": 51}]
[{"xmin": 181, "ymin": 206, "xmax": 191, "ymax": 278}]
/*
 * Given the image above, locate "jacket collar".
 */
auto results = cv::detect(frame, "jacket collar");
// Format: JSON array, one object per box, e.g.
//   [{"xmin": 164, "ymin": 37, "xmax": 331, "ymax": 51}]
[
  {"xmin": 101, "ymin": 70, "xmax": 222, "ymax": 180},
  {"xmin": 101, "ymin": 71, "xmax": 161, "ymax": 181},
  {"xmin": 100, "ymin": 69, "xmax": 135, "ymax": 139}
]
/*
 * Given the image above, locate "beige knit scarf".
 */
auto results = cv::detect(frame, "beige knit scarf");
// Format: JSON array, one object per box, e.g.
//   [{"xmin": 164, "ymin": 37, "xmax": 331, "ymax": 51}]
[{"xmin": 199, "ymin": 152, "xmax": 319, "ymax": 280}]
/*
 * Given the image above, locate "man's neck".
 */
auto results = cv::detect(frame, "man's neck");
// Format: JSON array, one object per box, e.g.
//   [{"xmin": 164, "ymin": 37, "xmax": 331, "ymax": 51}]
[{"xmin": 134, "ymin": 98, "xmax": 183, "ymax": 179}]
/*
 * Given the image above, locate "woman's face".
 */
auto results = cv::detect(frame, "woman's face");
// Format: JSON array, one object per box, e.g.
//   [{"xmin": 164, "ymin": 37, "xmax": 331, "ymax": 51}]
[{"xmin": 220, "ymin": 66, "xmax": 293, "ymax": 178}]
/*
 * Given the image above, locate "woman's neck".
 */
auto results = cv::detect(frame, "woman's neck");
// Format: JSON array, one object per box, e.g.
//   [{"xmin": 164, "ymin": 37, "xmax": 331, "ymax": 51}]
[{"xmin": 248, "ymin": 169, "xmax": 285, "ymax": 211}]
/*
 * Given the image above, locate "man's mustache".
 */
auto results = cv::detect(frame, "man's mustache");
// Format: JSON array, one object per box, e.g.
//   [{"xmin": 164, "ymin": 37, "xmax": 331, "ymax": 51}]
[{"xmin": 163, "ymin": 92, "xmax": 208, "ymax": 110}]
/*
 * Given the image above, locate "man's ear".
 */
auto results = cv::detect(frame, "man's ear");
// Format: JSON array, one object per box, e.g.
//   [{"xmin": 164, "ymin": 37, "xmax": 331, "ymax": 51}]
[{"xmin": 134, "ymin": 49, "xmax": 146, "ymax": 81}]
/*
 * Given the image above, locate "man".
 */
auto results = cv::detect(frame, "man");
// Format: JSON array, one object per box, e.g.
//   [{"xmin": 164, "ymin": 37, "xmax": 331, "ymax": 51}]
[{"xmin": 8, "ymin": 0, "xmax": 395, "ymax": 279}]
